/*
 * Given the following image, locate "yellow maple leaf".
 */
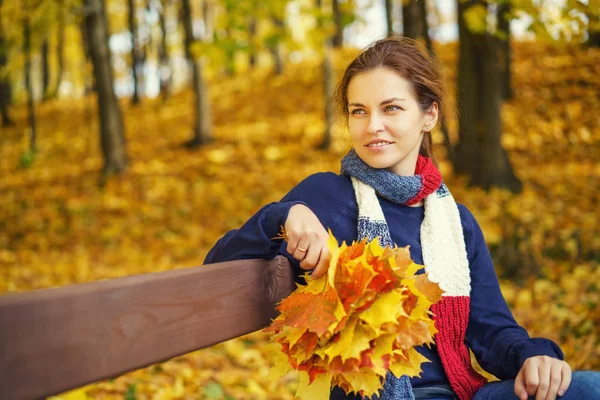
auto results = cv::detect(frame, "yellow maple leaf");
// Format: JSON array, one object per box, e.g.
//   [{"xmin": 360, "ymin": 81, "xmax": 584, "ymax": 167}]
[
  {"xmin": 327, "ymin": 230, "xmax": 344, "ymax": 288},
  {"xmin": 389, "ymin": 348, "xmax": 430, "ymax": 378},
  {"xmin": 296, "ymin": 370, "xmax": 333, "ymax": 399},
  {"xmin": 345, "ymin": 368, "xmax": 383, "ymax": 397},
  {"xmin": 359, "ymin": 289, "xmax": 406, "ymax": 334}
]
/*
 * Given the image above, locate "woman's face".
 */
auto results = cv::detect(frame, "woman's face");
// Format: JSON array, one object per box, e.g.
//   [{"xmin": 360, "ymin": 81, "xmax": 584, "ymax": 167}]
[{"xmin": 347, "ymin": 67, "xmax": 438, "ymax": 176}]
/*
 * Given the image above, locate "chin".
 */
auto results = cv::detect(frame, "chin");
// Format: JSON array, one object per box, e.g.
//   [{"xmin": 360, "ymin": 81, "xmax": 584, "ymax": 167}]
[{"xmin": 361, "ymin": 155, "xmax": 399, "ymax": 170}]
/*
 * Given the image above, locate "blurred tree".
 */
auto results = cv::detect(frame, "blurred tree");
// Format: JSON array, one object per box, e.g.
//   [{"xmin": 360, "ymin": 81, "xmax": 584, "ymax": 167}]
[
  {"xmin": 50, "ymin": 0, "xmax": 66, "ymax": 99},
  {"xmin": 585, "ymin": 3, "xmax": 599, "ymax": 47},
  {"xmin": 23, "ymin": 7, "xmax": 37, "ymax": 154},
  {"xmin": 385, "ymin": 0, "xmax": 394, "ymax": 36},
  {"xmin": 269, "ymin": 13, "xmax": 284, "ymax": 75},
  {"xmin": 332, "ymin": 0, "xmax": 355, "ymax": 48},
  {"xmin": 84, "ymin": 0, "xmax": 128, "ymax": 178},
  {"xmin": 0, "ymin": 0, "xmax": 13, "ymax": 126},
  {"xmin": 157, "ymin": 0, "xmax": 171, "ymax": 100},
  {"xmin": 41, "ymin": 38, "xmax": 50, "ymax": 99},
  {"xmin": 332, "ymin": 0, "xmax": 342, "ymax": 47},
  {"xmin": 128, "ymin": 0, "xmax": 141, "ymax": 104},
  {"xmin": 497, "ymin": 1, "xmax": 513, "ymax": 100},
  {"xmin": 416, "ymin": 0, "xmax": 432, "ymax": 51},
  {"xmin": 316, "ymin": 0, "xmax": 334, "ymax": 150},
  {"xmin": 267, "ymin": 0, "xmax": 287, "ymax": 75},
  {"xmin": 80, "ymin": 19, "xmax": 95, "ymax": 94},
  {"xmin": 248, "ymin": 14, "xmax": 257, "ymax": 67},
  {"xmin": 400, "ymin": 0, "xmax": 452, "ymax": 158},
  {"xmin": 402, "ymin": 0, "xmax": 431, "ymax": 51},
  {"xmin": 453, "ymin": 0, "xmax": 521, "ymax": 193},
  {"xmin": 402, "ymin": 0, "xmax": 419, "ymax": 39},
  {"xmin": 182, "ymin": 0, "xmax": 212, "ymax": 147}
]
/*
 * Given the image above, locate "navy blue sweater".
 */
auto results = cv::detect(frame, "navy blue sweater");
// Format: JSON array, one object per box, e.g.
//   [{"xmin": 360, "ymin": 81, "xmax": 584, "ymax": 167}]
[{"xmin": 204, "ymin": 172, "xmax": 563, "ymax": 390}]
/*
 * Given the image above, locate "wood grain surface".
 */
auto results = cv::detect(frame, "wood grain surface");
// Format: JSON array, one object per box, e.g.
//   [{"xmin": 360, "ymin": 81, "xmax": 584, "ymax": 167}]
[{"xmin": 0, "ymin": 256, "xmax": 295, "ymax": 400}]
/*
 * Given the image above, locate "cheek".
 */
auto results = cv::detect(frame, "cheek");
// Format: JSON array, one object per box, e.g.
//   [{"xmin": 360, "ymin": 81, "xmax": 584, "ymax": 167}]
[{"xmin": 348, "ymin": 120, "xmax": 364, "ymax": 141}]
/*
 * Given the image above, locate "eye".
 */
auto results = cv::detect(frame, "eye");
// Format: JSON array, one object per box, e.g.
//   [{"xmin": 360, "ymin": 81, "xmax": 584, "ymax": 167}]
[
  {"xmin": 383, "ymin": 105, "xmax": 401, "ymax": 112},
  {"xmin": 350, "ymin": 109, "xmax": 366, "ymax": 115}
]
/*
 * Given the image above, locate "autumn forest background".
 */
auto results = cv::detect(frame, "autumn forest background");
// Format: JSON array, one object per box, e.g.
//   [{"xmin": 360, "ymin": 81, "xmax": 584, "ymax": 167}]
[{"xmin": 1, "ymin": 0, "xmax": 599, "ymax": 398}]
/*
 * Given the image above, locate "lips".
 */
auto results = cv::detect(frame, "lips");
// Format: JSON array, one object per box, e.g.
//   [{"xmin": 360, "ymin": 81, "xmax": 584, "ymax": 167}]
[{"xmin": 366, "ymin": 140, "xmax": 394, "ymax": 147}]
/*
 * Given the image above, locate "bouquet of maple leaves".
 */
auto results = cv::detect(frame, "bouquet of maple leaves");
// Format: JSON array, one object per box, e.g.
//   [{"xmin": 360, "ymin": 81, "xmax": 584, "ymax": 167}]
[{"xmin": 263, "ymin": 232, "xmax": 444, "ymax": 399}]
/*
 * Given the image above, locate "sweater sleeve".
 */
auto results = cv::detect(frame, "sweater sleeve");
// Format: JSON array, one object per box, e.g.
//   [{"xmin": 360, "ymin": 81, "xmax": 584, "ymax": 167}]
[
  {"xmin": 203, "ymin": 200, "xmax": 305, "ymax": 264},
  {"xmin": 204, "ymin": 172, "xmax": 343, "ymax": 266},
  {"xmin": 459, "ymin": 204, "xmax": 564, "ymax": 380}
]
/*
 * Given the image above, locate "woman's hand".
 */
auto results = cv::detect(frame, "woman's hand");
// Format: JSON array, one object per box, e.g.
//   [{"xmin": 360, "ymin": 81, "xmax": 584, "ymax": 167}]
[
  {"xmin": 284, "ymin": 204, "xmax": 330, "ymax": 279},
  {"xmin": 514, "ymin": 356, "xmax": 571, "ymax": 400}
]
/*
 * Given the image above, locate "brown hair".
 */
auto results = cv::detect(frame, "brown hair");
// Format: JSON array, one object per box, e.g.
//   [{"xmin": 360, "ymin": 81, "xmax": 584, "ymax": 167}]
[{"xmin": 334, "ymin": 37, "xmax": 445, "ymax": 164}]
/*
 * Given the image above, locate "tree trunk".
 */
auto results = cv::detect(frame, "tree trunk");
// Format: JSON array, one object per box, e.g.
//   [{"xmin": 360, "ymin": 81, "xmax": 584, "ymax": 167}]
[
  {"xmin": 128, "ymin": 0, "xmax": 140, "ymax": 104},
  {"xmin": 587, "ymin": 9, "xmax": 600, "ymax": 47},
  {"xmin": 385, "ymin": 0, "xmax": 394, "ymax": 37},
  {"xmin": 332, "ymin": 0, "xmax": 343, "ymax": 47},
  {"xmin": 403, "ymin": 0, "xmax": 430, "ymax": 46},
  {"xmin": 84, "ymin": 0, "xmax": 128, "ymax": 177},
  {"xmin": 497, "ymin": 2, "xmax": 513, "ymax": 100},
  {"xmin": 54, "ymin": 3, "xmax": 66, "ymax": 98},
  {"xmin": 417, "ymin": 0, "xmax": 432, "ymax": 51},
  {"xmin": 0, "ymin": 78, "xmax": 11, "ymax": 127},
  {"xmin": 23, "ymin": 16, "xmax": 37, "ymax": 153},
  {"xmin": 477, "ymin": 34, "xmax": 521, "ymax": 192},
  {"xmin": 416, "ymin": 0, "xmax": 452, "ymax": 156},
  {"xmin": 41, "ymin": 39, "xmax": 50, "ymax": 100},
  {"xmin": 319, "ymin": 39, "xmax": 334, "ymax": 150},
  {"xmin": 223, "ymin": 24, "xmax": 235, "ymax": 76},
  {"xmin": 248, "ymin": 16, "xmax": 257, "ymax": 68},
  {"xmin": 182, "ymin": 0, "xmax": 212, "ymax": 147},
  {"xmin": 453, "ymin": 0, "xmax": 483, "ymax": 178},
  {"xmin": 80, "ymin": 21, "xmax": 95, "ymax": 94},
  {"xmin": 316, "ymin": 0, "xmax": 333, "ymax": 149},
  {"xmin": 269, "ymin": 16, "xmax": 284, "ymax": 75},
  {"xmin": 0, "ymin": 16, "xmax": 13, "ymax": 126},
  {"xmin": 158, "ymin": 0, "xmax": 170, "ymax": 101},
  {"xmin": 402, "ymin": 0, "xmax": 420, "ymax": 39},
  {"xmin": 453, "ymin": 0, "xmax": 521, "ymax": 193}
]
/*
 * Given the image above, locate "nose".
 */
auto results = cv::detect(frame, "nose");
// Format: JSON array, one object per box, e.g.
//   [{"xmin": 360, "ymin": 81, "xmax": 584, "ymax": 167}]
[{"xmin": 366, "ymin": 113, "xmax": 384, "ymax": 135}]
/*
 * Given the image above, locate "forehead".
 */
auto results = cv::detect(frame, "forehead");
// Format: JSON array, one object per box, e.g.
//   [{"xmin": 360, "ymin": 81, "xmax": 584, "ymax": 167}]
[{"xmin": 347, "ymin": 68, "xmax": 415, "ymax": 102}]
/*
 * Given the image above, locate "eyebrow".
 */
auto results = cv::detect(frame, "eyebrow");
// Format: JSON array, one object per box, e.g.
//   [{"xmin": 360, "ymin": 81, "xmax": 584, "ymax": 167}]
[{"xmin": 347, "ymin": 98, "xmax": 406, "ymax": 108}]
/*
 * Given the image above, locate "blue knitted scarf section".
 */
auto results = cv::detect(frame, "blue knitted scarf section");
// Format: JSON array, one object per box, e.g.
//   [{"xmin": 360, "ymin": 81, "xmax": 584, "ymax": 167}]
[{"xmin": 340, "ymin": 150, "xmax": 418, "ymax": 400}]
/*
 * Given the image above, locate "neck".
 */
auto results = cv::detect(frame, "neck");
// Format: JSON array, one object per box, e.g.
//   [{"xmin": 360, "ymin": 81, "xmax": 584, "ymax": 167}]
[{"xmin": 386, "ymin": 151, "xmax": 419, "ymax": 176}]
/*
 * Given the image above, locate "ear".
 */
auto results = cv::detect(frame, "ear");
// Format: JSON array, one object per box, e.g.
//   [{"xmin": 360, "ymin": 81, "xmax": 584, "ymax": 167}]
[{"xmin": 423, "ymin": 102, "xmax": 439, "ymax": 132}]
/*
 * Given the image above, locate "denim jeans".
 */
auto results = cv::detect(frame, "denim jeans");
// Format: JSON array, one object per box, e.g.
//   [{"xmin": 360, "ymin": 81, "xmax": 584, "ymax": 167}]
[
  {"xmin": 331, "ymin": 371, "xmax": 600, "ymax": 400},
  {"xmin": 473, "ymin": 371, "xmax": 600, "ymax": 400}
]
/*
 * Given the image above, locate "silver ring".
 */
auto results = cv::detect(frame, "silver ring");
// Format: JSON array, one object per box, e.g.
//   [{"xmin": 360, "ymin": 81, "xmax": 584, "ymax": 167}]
[{"xmin": 297, "ymin": 247, "xmax": 307, "ymax": 252}]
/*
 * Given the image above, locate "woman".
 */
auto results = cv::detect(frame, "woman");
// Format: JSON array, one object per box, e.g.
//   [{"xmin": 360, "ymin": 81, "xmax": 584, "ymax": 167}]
[{"xmin": 204, "ymin": 37, "xmax": 599, "ymax": 400}]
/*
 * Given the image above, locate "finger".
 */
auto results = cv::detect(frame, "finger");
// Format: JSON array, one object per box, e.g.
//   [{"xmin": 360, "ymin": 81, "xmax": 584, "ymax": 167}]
[
  {"xmin": 293, "ymin": 239, "xmax": 311, "ymax": 264},
  {"xmin": 515, "ymin": 368, "xmax": 529, "ymax": 400},
  {"xmin": 545, "ymin": 362, "xmax": 563, "ymax": 400},
  {"xmin": 557, "ymin": 363, "xmax": 571, "ymax": 397},
  {"xmin": 311, "ymin": 245, "xmax": 331, "ymax": 280},
  {"xmin": 536, "ymin": 360, "xmax": 551, "ymax": 400},
  {"xmin": 285, "ymin": 230, "xmax": 301, "ymax": 255},
  {"xmin": 524, "ymin": 362, "xmax": 540, "ymax": 398},
  {"xmin": 300, "ymin": 241, "xmax": 321, "ymax": 272}
]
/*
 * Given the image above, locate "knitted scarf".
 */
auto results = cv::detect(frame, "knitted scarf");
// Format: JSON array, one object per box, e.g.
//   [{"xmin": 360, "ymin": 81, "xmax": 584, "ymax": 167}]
[{"xmin": 340, "ymin": 149, "xmax": 487, "ymax": 400}]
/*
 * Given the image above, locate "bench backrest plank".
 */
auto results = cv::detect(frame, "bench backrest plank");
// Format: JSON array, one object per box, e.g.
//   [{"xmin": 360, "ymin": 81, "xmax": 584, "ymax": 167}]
[{"xmin": 0, "ymin": 256, "xmax": 295, "ymax": 400}]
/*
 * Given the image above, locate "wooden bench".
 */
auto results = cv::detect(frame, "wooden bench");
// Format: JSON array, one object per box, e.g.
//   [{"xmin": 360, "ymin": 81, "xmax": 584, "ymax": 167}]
[{"xmin": 0, "ymin": 256, "xmax": 296, "ymax": 400}]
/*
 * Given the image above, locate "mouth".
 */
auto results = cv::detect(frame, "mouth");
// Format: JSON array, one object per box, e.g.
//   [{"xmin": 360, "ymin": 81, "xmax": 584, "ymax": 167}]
[{"xmin": 366, "ymin": 141, "xmax": 394, "ymax": 148}]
